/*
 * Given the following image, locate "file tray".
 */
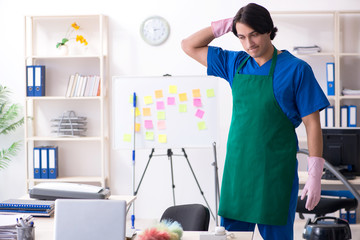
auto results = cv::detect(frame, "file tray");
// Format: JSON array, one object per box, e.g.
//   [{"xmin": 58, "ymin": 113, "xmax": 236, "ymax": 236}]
[{"xmin": 29, "ymin": 182, "xmax": 111, "ymax": 200}]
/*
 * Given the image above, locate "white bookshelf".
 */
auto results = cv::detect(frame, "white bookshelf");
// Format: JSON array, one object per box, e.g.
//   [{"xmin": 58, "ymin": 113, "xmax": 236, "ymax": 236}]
[
  {"xmin": 271, "ymin": 11, "xmax": 360, "ymax": 141},
  {"xmin": 24, "ymin": 15, "xmax": 109, "ymax": 190}
]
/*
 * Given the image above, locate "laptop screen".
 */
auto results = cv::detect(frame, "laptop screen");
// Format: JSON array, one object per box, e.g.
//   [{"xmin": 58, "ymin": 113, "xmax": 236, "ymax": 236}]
[{"xmin": 54, "ymin": 199, "xmax": 126, "ymax": 240}]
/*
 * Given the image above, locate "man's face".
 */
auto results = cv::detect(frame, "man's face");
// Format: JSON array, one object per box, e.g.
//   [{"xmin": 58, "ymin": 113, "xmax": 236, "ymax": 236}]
[{"xmin": 235, "ymin": 22, "xmax": 272, "ymax": 59}]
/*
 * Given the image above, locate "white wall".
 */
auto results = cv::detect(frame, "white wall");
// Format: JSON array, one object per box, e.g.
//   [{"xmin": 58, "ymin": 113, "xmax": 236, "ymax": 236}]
[{"xmin": 1, "ymin": 0, "xmax": 360, "ymax": 222}]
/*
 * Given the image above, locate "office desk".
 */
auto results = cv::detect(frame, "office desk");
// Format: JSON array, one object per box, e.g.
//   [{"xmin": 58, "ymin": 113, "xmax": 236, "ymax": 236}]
[
  {"xmin": 299, "ymin": 171, "xmax": 360, "ymax": 190},
  {"xmin": 32, "ymin": 217, "xmax": 253, "ymax": 240}
]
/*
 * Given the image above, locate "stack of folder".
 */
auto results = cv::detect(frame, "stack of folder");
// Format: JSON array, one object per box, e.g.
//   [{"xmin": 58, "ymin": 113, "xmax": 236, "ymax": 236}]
[
  {"xmin": 0, "ymin": 199, "xmax": 55, "ymax": 217},
  {"xmin": 26, "ymin": 65, "xmax": 45, "ymax": 97},
  {"xmin": 33, "ymin": 146, "xmax": 58, "ymax": 179}
]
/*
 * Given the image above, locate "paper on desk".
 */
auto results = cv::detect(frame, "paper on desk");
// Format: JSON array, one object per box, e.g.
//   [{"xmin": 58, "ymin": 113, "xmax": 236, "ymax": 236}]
[{"xmin": 0, "ymin": 214, "xmax": 32, "ymax": 227}]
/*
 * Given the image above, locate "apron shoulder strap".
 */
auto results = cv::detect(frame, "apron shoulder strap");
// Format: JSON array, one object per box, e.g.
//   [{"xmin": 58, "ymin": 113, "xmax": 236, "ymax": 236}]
[{"xmin": 236, "ymin": 55, "xmax": 251, "ymax": 74}]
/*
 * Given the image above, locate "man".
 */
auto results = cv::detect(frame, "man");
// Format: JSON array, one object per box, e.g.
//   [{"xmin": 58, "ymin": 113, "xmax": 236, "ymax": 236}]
[{"xmin": 181, "ymin": 3, "xmax": 330, "ymax": 240}]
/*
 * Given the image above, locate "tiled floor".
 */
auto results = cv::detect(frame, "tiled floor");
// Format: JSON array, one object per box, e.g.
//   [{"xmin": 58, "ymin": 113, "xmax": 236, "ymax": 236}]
[{"xmin": 129, "ymin": 217, "xmax": 360, "ymax": 239}]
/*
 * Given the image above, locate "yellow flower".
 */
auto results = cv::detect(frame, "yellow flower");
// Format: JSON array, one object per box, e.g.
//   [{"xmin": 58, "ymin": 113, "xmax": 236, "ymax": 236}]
[
  {"xmin": 76, "ymin": 35, "xmax": 88, "ymax": 45},
  {"xmin": 57, "ymin": 23, "xmax": 88, "ymax": 48},
  {"xmin": 71, "ymin": 22, "xmax": 80, "ymax": 30}
]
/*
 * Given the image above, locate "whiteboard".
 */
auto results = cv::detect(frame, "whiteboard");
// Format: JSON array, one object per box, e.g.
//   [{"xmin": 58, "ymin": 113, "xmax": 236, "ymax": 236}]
[{"xmin": 112, "ymin": 76, "xmax": 219, "ymax": 149}]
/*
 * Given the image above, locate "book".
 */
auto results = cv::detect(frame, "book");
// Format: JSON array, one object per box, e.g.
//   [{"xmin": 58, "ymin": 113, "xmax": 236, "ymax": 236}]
[
  {"xmin": 65, "ymin": 74, "xmax": 75, "ymax": 97},
  {"xmin": 0, "ymin": 199, "xmax": 55, "ymax": 217},
  {"xmin": 0, "ymin": 199, "xmax": 54, "ymax": 210}
]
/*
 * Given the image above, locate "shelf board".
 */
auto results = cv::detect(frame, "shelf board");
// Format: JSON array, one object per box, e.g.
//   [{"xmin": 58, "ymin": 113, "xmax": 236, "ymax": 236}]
[
  {"xmin": 26, "ymin": 136, "xmax": 103, "ymax": 141},
  {"xmin": 25, "ymin": 55, "xmax": 105, "ymax": 60},
  {"xmin": 27, "ymin": 176, "xmax": 104, "ymax": 183},
  {"xmin": 293, "ymin": 52, "xmax": 335, "ymax": 57},
  {"xmin": 339, "ymin": 53, "xmax": 360, "ymax": 57},
  {"xmin": 26, "ymin": 96, "xmax": 102, "ymax": 101},
  {"xmin": 340, "ymin": 95, "xmax": 360, "ymax": 100}
]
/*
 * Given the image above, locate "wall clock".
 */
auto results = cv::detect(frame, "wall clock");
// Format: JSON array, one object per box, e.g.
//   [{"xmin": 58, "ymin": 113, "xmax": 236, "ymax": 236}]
[{"xmin": 140, "ymin": 16, "xmax": 170, "ymax": 46}]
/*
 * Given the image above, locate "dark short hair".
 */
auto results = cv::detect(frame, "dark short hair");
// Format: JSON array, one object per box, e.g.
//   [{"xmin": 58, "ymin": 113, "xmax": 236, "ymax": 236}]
[{"xmin": 232, "ymin": 3, "xmax": 278, "ymax": 40}]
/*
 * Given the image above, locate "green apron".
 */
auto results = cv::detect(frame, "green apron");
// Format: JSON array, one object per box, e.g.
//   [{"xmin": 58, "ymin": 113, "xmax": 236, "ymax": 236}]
[{"xmin": 218, "ymin": 47, "xmax": 297, "ymax": 225}]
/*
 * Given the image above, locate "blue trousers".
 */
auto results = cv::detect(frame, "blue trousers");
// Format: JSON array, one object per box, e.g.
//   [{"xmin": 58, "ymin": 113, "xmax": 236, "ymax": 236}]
[{"xmin": 221, "ymin": 162, "xmax": 299, "ymax": 240}]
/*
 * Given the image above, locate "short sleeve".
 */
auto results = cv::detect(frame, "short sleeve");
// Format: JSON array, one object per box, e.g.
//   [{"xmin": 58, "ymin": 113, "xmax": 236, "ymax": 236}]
[
  {"xmin": 207, "ymin": 46, "xmax": 248, "ymax": 86},
  {"xmin": 295, "ymin": 63, "xmax": 330, "ymax": 118}
]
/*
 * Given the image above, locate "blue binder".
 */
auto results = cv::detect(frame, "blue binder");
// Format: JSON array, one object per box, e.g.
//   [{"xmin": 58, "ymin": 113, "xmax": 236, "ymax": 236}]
[
  {"xmin": 326, "ymin": 62, "xmax": 335, "ymax": 96},
  {"xmin": 34, "ymin": 65, "xmax": 45, "ymax": 96},
  {"xmin": 40, "ymin": 148, "xmax": 49, "ymax": 179},
  {"xmin": 325, "ymin": 106, "xmax": 334, "ymax": 127},
  {"xmin": 33, "ymin": 147, "xmax": 41, "ymax": 179},
  {"xmin": 340, "ymin": 105, "xmax": 348, "ymax": 127},
  {"xmin": 348, "ymin": 105, "xmax": 357, "ymax": 127},
  {"xmin": 26, "ymin": 66, "xmax": 34, "ymax": 96},
  {"xmin": 48, "ymin": 146, "xmax": 58, "ymax": 179}
]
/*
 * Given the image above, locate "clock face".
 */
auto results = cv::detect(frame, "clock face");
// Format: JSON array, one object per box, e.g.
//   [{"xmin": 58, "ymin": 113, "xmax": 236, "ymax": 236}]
[{"xmin": 140, "ymin": 16, "xmax": 170, "ymax": 46}]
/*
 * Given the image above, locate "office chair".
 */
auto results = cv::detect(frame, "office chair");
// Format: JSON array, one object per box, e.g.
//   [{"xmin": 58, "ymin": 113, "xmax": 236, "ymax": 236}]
[
  {"xmin": 296, "ymin": 149, "xmax": 360, "ymax": 219},
  {"xmin": 160, "ymin": 204, "xmax": 210, "ymax": 231}
]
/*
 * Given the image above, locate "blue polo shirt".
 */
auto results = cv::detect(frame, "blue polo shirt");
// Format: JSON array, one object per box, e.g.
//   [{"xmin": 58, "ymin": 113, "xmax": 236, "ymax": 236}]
[{"xmin": 207, "ymin": 46, "xmax": 330, "ymax": 128}]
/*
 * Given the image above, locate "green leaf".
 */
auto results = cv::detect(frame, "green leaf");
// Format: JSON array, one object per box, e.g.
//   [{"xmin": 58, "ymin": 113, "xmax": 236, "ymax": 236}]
[{"xmin": 61, "ymin": 38, "xmax": 69, "ymax": 44}]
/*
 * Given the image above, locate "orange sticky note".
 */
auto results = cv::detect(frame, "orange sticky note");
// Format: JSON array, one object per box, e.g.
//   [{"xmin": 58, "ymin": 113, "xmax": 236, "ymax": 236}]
[
  {"xmin": 155, "ymin": 90, "xmax": 163, "ymax": 99},
  {"xmin": 192, "ymin": 89, "xmax": 201, "ymax": 98},
  {"xmin": 135, "ymin": 123, "xmax": 141, "ymax": 132},
  {"xmin": 143, "ymin": 107, "xmax": 151, "ymax": 116}
]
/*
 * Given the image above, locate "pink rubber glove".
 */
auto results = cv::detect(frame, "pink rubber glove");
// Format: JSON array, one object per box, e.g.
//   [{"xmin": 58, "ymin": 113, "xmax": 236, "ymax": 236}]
[
  {"xmin": 211, "ymin": 18, "xmax": 233, "ymax": 38},
  {"xmin": 301, "ymin": 156, "xmax": 325, "ymax": 211}
]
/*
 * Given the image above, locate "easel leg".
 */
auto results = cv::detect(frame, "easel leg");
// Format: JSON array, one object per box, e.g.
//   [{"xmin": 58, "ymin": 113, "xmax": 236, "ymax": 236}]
[
  {"xmin": 134, "ymin": 148, "xmax": 155, "ymax": 196},
  {"xmin": 168, "ymin": 149, "xmax": 176, "ymax": 206},
  {"xmin": 181, "ymin": 148, "xmax": 215, "ymax": 220}
]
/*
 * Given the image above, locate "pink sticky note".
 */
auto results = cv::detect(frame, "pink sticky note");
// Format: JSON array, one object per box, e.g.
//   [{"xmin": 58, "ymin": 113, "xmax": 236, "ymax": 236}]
[
  {"xmin": 144, "ymin": 120, "xmax": 153, "ymax": 129},
  {"xmin": 195, "ymin": 109, "xmax": 205, "ymax": 119},
  {"xmin": 156, "ymin": 101, "xmax": 165, "ymax": 110},
  {"xmin": 157, "ymin": 120, "xmax": 166, "ymax": 130},
  {"xmin": 167, "ymin": 97, "xmax": 176, "ymax": 105},
  {"xmin": 193, "ymin": 98, "xmax": 202, "ymax": 107}
]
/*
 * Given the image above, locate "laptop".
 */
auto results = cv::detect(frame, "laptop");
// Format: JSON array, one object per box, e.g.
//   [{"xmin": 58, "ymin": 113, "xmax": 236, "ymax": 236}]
[{"xmin": 54, "ymin": 199, "xmax": 126, "ymax": 240}]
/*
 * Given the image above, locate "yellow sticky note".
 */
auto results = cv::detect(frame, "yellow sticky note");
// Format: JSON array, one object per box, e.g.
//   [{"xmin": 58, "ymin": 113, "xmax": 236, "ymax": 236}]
[
  {"xmin": 169, "ymin": 85, "xmax": 177, "ymax": 94},
  {"xmin": 158, "ymin": 134, "xmax": 167, "ymax": 143},
  {"xmin": 155, "ymin": 90, "xmax": 163, "ymax": 99},
  {"xmin": 129, "ymin": 95, "xmax": 137, "ymax": 104},
  {"xmin": 144, "ymin": 96, "xmax": 153, "ymax": 105},
  {"xmin": 192, "ymin": 89, "xmax": 201, "ymax": 98},
  {"xmin": 179, "ymin": 93, "xmax": 188, "ymax": 102},
  {"xmin": 206, "ymin": 89, "xmax": 215, "ymax": 98},
  {"xmin": 135, "ymin": 123, "xmax": 141, "ymax": 132},
  {"xmin": 197, "ymin": 121, "xmax": 206, "ymax": 130},
  {"xmin": 132, "ymin": 107, "xmax": 141, "ymax": 117},
  {"xmin": 143, "ymin": 107, "xmax": 151, "ymax": 116},
  {"xmin": 179, "ymin": 104, "xmax": 187, "ymax": 113},
  {"xmin": 123, "ymin": 134, "xmax": 132, "ymax": 142},
  {"xmin": 157, "ymin": 111, "xmax": 166, "ymax": 120},
  {"xmin": 145, "ymin": 131, "xmax": 154, "ymax": 140}
]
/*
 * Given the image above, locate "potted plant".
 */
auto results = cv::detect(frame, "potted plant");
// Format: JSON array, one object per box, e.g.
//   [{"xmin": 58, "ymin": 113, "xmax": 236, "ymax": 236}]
[{"xmin": 0, "ymin": 85, "xmax": 24, "ymax": 170}]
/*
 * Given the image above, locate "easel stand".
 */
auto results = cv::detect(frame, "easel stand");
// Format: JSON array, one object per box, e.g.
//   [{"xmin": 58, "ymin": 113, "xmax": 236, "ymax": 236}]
[{"xmin": 134, "ymin": 148, "xmax": 215, "ymax": 220}]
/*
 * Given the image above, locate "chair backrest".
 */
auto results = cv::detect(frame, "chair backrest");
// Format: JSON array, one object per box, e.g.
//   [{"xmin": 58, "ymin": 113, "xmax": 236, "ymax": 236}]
[{"xmin": 160, "ymin": 204, "xmax": 210, "ymax": 231}]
